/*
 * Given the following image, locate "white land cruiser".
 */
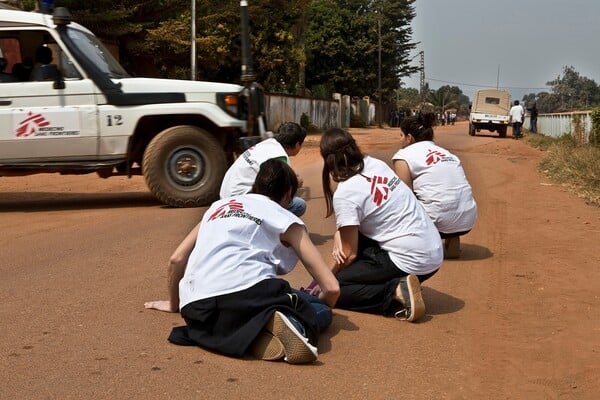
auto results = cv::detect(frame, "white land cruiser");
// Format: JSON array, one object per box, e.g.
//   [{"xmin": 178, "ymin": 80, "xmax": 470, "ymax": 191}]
[
  {"xmin": 0, "ymin": 7, "xmax": 265, "ymax": 207},
  {"xmin": 468, "ymin": 89, "xmax": 511, "ymax": 138}
]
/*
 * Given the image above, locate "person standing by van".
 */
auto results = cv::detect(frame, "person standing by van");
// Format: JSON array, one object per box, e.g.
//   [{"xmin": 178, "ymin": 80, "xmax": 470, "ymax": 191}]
[
  {"xmin": 527, "ymin": 103, "xmax": 538, "ymax": 133},
  {"xmin": 510, "ymin": 100, "xmax": 525, "ymax": 139}
]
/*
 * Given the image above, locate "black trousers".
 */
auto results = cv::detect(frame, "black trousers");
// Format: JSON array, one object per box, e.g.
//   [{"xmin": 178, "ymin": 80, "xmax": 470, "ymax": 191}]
[
  {"xmin": 335, "ymin": 234, "xmax": 438, "ymax": 316},
  {"xmin": 169, "ymin": 278, "xmax": 319, "ymax": 358}
]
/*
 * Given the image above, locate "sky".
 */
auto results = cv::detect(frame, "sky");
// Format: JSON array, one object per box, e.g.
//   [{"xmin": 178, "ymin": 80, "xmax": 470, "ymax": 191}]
[{"xmin": 402, "ymin": 0, "xmax": 600, "ymax": 101}]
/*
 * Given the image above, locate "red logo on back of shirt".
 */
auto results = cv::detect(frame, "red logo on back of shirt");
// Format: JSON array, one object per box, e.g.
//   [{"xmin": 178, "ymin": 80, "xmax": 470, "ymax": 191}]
[
  {"xmin": 425, "ymin": 149, "xmax": 446, "ymax": 165},
  {"xmin": 16, "ymin": 111, "xmax": 51, "ymax": 137},
  {"xmin": 208, "ymin": 199, "xmax": 244, "ymax": 221},
  {"xmin": 366, "ymin": 175, "xmax": 389, "ymax": 206}
]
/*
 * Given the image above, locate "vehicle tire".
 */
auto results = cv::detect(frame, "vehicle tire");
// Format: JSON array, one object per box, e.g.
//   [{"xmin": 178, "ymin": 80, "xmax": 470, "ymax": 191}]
[
  {"xmin": 499, "ymin": 126, "xmax": 507, "ymax": 138},
  {"xmin": 142, "ymin": 125, "xmax": 227, "ymax": 207},
  {"xmin": 468, "ymin": 123, "xmax": 476, "ymax": 136}
]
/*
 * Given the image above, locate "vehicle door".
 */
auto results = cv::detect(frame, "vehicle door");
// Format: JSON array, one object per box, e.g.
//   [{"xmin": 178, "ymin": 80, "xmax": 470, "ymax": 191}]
[{"xmin": 0, "ymin": 27, "xmax": 99, "ymax": 163}]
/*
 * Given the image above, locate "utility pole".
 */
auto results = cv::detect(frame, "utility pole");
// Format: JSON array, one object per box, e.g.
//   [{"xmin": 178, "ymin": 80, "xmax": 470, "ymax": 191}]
[
  {"xmin": 419, "ymin": 50, "xmax": 425, "ymax": 104},
  {"xmin": 377, "ymin": 15, "xmax": 382, "ymax": 127},
  {"xmin": 190, "ymin": 0, "xmax": 196, "ymax": 80},
  {"xmin": 240, "ymin": 1, "xmax": 267, "ymax": 138},
  {"xmin": 496, "ymin": 64, "xmax": 500, "ymax": 89}
]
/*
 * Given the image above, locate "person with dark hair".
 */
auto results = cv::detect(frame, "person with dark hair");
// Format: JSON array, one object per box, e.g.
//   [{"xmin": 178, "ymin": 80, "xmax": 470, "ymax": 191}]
[
  {"xmin": 527, "ymin": 103, "xmax": 538, "ymax": 133},
  {"xmin": 220, "ymin": 122, "xmax": 307, "ymax": 216},
  {"xmin": 318, "ymin": 128, "xmax": 443, "ymax": 322},
  {"xmin": 144, "ymin": 159, "xmax": 339, "ymax": 364},
  {"xmin": 509, "ymin": 100, "xmax": 525, "ymax": 139},
  {"xmin": 31, "ymin": 45, "xmax": 58, "ymax": 81},
  {"xmin": 393, "ymin": 112, "xmax": 477, "ymax": 259}
]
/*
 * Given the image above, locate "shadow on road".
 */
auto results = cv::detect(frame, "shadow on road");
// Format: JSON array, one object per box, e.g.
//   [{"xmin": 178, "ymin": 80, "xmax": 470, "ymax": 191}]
[
  {"xmin": 309, "ymin": 232, "xmax": 333, "ymax": 245},
  {"xmin": 422, "ymin": 287, "xmax": 465, "ymax": 316},
  {"xmin": 318, "ymin": 313, "xmax": 359, "ymax": 354},
  {"xmin": 452, "ymin": 243, "xmax": 493, "ymax": 261},
  {"xmin": 0, "ymin": 192, "xmax": 162, "ymax": 212}
]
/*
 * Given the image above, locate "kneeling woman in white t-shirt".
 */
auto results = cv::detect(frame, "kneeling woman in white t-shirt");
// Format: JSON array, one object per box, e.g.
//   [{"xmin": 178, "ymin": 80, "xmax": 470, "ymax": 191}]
[
  {"xmin": 320, "ymin": 128, "xmax": 443, "ymax": 322},
  {"xmin": 392, "ymin": 112, "xmax": 477, "ymax": 258},
  {"xmin": 144, "ymin": 159, "xmax": 339, "ymax": 364}
]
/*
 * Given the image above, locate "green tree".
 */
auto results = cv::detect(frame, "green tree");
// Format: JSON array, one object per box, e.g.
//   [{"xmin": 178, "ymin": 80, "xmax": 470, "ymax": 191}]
[
  {"xmin": 427, "ymin": 85, "xmax": 467, "ymax": 114},
  {"xmin": 304, "ymin": 0, "xmax": 418, "ymax": 99},
  {"xmin": 545, "ymin": 66, "xmax": 600, "ymax": 111}
]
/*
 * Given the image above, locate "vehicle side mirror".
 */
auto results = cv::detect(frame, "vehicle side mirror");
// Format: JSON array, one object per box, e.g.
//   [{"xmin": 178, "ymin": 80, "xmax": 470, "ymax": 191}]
[{"xmin": 53, "ymin": 70, "xmax": 65, "ymax": 89}]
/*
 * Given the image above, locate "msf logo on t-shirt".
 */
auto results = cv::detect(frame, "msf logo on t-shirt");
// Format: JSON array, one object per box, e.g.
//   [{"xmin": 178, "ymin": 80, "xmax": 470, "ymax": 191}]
[
  {"xmin": 425, "ymin": 149, "xmax": 446, "ymax": 165},
  {"xmin": 367, "ymin": 175, "xmax": 389, "ymax": 206},
  {"xmin": 207, "ymin": 199, "xmax": 263, "ymax": 225},
  {"xmin": 208, "ymin": 199, "xmax": 244, "ymax": 220}
]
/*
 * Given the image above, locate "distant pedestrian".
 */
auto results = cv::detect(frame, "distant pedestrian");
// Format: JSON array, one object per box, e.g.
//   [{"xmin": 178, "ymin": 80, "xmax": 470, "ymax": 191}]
[
  {"xmin": 509, "ymin": 100, "xmax": 525, "ymax": 139},
  {"xmin": 527, "ymin": 103, "xmax": 538, "ymax": 133}
]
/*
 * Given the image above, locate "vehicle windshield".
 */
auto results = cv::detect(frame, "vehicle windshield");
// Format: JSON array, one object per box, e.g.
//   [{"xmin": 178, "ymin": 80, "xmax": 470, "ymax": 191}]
[{"xmin": 66, "ymin": 28, "xmax": 129, "ymax": 79}]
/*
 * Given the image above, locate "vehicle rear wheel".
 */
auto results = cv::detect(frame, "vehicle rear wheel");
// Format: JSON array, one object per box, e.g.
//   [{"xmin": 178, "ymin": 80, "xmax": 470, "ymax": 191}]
[
  {"xmin": 499, "ymin": 126, "xmax": 507, "ymax": 138},
  {"xmin": 142, "ymin": 125, "xmax": 227, "ymax": 207},
  {"xmin": 468, "ymin": 123, "xmax": 476, "ymax": 136}
]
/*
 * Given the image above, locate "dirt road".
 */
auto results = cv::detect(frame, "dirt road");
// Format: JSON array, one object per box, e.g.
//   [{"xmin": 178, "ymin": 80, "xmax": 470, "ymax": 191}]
[{"xmin": 1, "ymin": 121, "xmax": 598, "ymax": 399}]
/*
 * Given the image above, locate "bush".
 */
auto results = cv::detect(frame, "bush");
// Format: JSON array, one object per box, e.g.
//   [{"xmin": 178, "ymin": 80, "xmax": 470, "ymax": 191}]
[
  {"xmin": 350, "ymin": 112, "xmax": 366, "ymax": 128},
  {"xmin": 300, "ymin": 113, "xmax": 310, "ymax": 131},
  {"xmin": 533, "ymin": 136, "xmax": 600, "ymax": 206},
  {"xmin": 590, "ymin": 107, "xmax": 600, "ymax": 145}
]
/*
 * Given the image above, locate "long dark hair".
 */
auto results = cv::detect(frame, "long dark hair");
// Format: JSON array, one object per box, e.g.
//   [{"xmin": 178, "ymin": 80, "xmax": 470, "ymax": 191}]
[
  {"xmin": 251, "ymin": 158, "xmax": 298, "ymax": 204},
  {"xmin": 319, "ymin": 128, "xmax": 365, "ymax": 217},
  {"xmin": 400, "ymin": 112, "xmax": 436, "ymax": 142}
]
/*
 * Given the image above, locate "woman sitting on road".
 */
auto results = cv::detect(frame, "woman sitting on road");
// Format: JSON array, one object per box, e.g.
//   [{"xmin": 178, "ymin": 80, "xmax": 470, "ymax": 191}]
[
  {"xmin": 144, "ymin": 159, "xmax": 339, "ymax": 364},
  {"xmin": 393, "ymin": 112, "xmax": 477, "ymax": 258},
  {"xmin": 319, "ymin": 127, "xmax": 443, "ymax": 322}
]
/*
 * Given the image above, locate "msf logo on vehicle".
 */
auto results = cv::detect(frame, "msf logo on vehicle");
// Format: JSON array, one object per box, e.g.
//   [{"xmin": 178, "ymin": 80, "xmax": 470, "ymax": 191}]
[{"xmin": 15, "ymin": 111, "xmax": 50, "ymax": 137}]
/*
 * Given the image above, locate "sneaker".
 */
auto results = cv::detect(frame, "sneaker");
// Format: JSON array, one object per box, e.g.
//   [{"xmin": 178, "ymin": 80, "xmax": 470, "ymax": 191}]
[
  {"xmin": 394, "ymin": 275, "xmax": 425, "ymax": 322},
  {"xmin": 444, "ymin": 236, "xmax": 461, "ymax": 259},
  {"xmin": 248, "ymin": 330, "xmax": 285, "ymax": 361},
  {"xmin": 265, "ymin": 311, "xmax": 318, "ymax": 364}
]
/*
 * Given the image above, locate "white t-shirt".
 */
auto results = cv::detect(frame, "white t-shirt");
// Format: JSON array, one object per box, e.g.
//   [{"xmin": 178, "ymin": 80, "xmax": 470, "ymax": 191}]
[
  {"xmin": 509, "ymin": 104, "xmax": 524, "ymax": 123},
  {"xmin": 392, "ymin": 141, "xmax": 477, "ymax": 234},
  {"xmin": 333, "ymin": 156, "xmax": 443, "ymax": 275},
  {"xmin": 178, "ymin": 193, "xmax": 303, "ymax": 309},
  {"xmin": 220, "ymin": 138, "xmax": 289, "ymax": 198}
]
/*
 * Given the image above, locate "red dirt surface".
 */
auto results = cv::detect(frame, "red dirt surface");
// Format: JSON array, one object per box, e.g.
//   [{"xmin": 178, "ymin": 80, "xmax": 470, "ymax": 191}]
[{"xmin": 1, "ymin": 121, "xmax": 598, "ymax": 399}]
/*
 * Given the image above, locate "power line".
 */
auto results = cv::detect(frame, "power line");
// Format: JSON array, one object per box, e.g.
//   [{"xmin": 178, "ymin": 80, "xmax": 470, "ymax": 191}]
[{"xmin": 425, "ymin": 76, "xmax": 549, "ymax": 91}]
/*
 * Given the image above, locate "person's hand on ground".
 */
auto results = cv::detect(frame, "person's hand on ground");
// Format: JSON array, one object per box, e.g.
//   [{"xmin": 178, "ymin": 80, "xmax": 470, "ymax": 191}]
[{"xmin": 144, "ymin": 300, "xmax": 176, "ymax": 313}]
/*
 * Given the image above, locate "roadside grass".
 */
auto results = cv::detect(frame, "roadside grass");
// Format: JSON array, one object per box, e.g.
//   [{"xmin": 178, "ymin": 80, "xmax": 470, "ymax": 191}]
[{"xmin": 525, "ymin": 133, "xmax": 600, "ymax": 206}]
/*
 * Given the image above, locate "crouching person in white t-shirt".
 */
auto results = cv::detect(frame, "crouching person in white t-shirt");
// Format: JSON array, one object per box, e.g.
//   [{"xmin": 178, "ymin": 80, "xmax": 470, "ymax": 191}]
[
  {"xmin": 144, "ymin": 159, "xmax": 339, "ymax": 364},
  {"xmin": 393, "ymin": 112, "xmax": 477, "ymax": 259},
  {"xmin": 220, "ymin": 122, "xmax": 308, "ymax": 217},
  {"xmin": 319, "ymin": 128, "xmax": 443, "ymax": 322}
]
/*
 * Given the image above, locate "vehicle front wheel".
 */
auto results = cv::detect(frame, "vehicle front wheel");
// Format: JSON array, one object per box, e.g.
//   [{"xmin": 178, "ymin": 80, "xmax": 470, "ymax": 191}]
[
  {"xmin": 142, "ymin": 125, "xmax": 227, "ymax": 207},
  {"xmin": 468, "ymin": 123, "xmax": 476, "ymax": 136}
]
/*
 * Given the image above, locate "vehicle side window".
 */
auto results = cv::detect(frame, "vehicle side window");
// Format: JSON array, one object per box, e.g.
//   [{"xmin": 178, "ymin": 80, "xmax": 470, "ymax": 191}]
[
  {"xmin": 0, "ymin": 37, "xmax": 23, "ymax": 82},
  {"xmin": 0, "ymin": 29, "xmax": 82, "ymax": 83}
]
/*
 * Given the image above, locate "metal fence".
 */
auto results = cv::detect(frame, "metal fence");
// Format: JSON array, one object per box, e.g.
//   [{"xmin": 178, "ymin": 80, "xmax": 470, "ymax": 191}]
[
  {"xmin": 525, "ymin": 111, "xmax": 592, "ymax": 144},
  {"xmin": 265, "ymin": 93, "xmax": 341, "ymax": 132}
]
